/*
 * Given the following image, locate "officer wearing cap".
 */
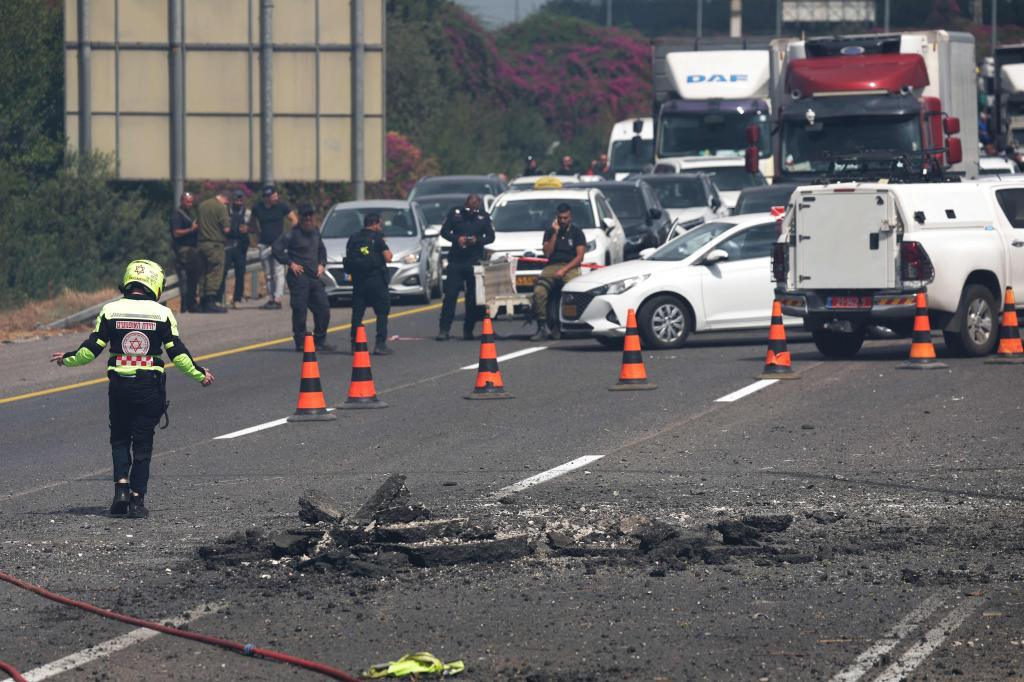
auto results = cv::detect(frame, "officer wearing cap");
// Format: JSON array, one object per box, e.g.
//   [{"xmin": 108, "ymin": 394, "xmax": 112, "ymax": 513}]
[
  {"xmin": 272, "ymin": 203, "xmax": 332, "ymax": 351},
  {"xmin": 252, "ymin": 185, "xmax": 297, "ymax": 309},
  {"xmin": 217, "ymin": 189, "xmax": 251, "ymax": 308},
  {"xmin": 436, "ymin": 194, "xmax": 494, "ymax": 341},
  {"xmin": 51, "ymin": 260, "xmax": 214, "ymax": 518},
  {"xmin": 346, "ymin": 212, "xmax": 394, "ymax": 354}
]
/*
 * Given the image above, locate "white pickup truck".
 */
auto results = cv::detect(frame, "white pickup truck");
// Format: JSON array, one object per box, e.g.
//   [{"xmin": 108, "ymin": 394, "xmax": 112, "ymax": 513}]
[{"xmin": 774, "ymin": 180, "xmax": 1024, "ymax": 358}]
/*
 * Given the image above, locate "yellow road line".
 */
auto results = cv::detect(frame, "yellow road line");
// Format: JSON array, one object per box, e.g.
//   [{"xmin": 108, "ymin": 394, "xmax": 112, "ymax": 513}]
[{"xmin": 0, "ymin": 301, "xmax": 445, "ymax": 406}]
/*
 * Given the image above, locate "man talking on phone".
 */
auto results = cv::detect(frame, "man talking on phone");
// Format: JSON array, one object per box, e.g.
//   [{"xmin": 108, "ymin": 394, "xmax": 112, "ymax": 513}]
[
  {"xmin": 531, "ymin": 203, "xmax": 586, "ymax": 341},
  {"xmin": 436, "ymin": 194, "xmax": 494, "ymax": 341}
]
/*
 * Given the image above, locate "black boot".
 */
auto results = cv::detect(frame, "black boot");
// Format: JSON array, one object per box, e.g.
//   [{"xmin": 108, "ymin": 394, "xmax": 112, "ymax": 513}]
[
  {"xmin": 435, "ymin": 329, "xmax": 451, "ymax": 341},
  {"xmin": 200, "ymin": 296, "xmax": 227, "ymax": 314},
  {"xmin": 529, "ymin": 320, "xmax": 552, "ymax": 341},
  {"xmin": 110, "ymin": 481, "xmax": 130, "ymax": 516},
  {"xmin": 127, "ymin": 493, "xmax": 149, "ymax": 519},
  {"xmin": 373, "ymin": 343, "xmax": 393, "ymax": 356}
]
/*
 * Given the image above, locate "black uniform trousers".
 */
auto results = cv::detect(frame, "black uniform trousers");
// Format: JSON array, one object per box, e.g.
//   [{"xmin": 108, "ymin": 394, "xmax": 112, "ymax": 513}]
[
  {"xmin": 108, "ymin": 372, "xmax": 166, "ymax": 497},
  {"xmin": 286, "ymin": 271, "xmax": 330, "ymax": 348},
  {"xmin": 173, "ymin": 245, "xmax": 201, "ymax": 312},
  {"xmin": 217, "ymin": 241, "xmax": 248, "ymax": 303},
  {"xmin": 440, "ymin": 259, "xmax": 483, "ymax": 333},
  {"xmin": 350, "ymin": 272, "xmax": 390, "ymax": 344}
]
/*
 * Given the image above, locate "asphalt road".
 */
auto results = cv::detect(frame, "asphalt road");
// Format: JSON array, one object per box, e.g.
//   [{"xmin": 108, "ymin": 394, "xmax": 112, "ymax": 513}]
[{"xmin": 1, "ymin": 296, "xmax": 1022, "ymax": 681}]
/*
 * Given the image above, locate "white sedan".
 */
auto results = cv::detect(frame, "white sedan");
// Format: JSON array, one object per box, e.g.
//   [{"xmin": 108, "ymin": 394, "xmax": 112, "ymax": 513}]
[{"xmin": 559, "ymin": 213, "xmax": 786, "ymax": 349}]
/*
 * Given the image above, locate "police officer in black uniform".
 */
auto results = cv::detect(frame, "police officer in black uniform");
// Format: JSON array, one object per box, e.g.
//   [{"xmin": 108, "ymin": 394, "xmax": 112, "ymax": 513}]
[
  {"xmin": 273, "ymin": 203, "xmax": 333, "ymax": 352},
  {"xmin": 217, "ymin": 189, "xmax": 251, "ymax": 307},
  {"xmin": 345, "ymin": 212, "xmax": 393, "ymax": 355},
  {"xmin": 437, "ymin": 194, "xmax": 495, "ymax": 341},
  {"xmin": 51, "ymin": 260, "xmax": 214, "ymax": 518}
]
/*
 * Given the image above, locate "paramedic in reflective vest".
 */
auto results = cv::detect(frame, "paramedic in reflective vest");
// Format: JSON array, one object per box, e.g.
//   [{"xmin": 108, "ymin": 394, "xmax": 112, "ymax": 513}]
[
  {"xmin": 436, "ymin": 194, "xmax": 495, "ymax": 341},
  {"xmin": 50, "ymin": 260, "xmax": 215, "ymax": 518},
  {"xmin": 345, "ymin": 212, "xmax": 393, "ymax": 355}
]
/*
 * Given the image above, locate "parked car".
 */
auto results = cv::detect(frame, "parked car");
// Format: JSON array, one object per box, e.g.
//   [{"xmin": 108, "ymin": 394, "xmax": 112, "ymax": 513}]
[
  {"xmin": 408, "ymin": 174, "xmax": 507, "ymax": 211},
  {"xmin": 508, "ymin": 174, "xmax": 583, "ymax": 190},
  {"xmin": 487, "ymin": 180, "xmax": 627, "ymax": 298},
  {"xmin": 560, "ymin": 214, "xmax": 788, "ymax": 349},
  {"xmin": 652, "ymin": 158, "xmax": 766, "ymax": 210},
  {"xmin": 320, "ymin": 201, "xmax": 441, "ymax": 305},
  {"xmin": 635, "ymin": 173, "xmax": 728, "ymax": 238},
  {"xmin": 732, "ymin": 183, "xmax": 800, "ymax": 216},
  {"xmin": 567, "ymin": 179, "xmax": 672, "ymax": 259}
]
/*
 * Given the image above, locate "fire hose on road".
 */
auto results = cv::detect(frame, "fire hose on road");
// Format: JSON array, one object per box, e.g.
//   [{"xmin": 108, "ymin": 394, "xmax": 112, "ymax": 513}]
[{"xmin": 0, "ymin": 570, "xmax": 362, "ymax": 681}]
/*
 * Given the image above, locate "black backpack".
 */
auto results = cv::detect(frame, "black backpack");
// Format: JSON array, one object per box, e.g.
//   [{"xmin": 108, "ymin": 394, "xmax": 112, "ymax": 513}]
[{"xmin": 343, "ymin": 232, "xmax": 379, "ymax": 276}]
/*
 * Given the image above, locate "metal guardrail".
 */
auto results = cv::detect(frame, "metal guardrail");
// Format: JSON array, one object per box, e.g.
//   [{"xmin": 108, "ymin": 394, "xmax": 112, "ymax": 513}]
[{"xmin": 41, "ymin": 249, "xmax": 264, "ymax": 330}]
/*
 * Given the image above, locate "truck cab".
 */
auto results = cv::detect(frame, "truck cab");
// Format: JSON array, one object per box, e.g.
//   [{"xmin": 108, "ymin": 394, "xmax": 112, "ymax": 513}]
[{"xmin": 607, "ymin": 118, "xmax": 654, "ymax": 180}]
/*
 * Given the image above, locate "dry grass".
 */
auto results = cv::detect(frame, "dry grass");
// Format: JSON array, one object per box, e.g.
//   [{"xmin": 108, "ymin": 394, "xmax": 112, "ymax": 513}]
[{"xmin": 0, "ymin": 288, "xmax": 119, "ymax": 341}]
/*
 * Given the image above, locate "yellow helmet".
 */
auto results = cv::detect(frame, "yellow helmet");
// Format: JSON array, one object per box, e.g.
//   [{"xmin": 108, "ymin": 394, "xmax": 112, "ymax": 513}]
[{"xmin": 121, "ymin": 259, "xmax": 165, "ymax": 299}]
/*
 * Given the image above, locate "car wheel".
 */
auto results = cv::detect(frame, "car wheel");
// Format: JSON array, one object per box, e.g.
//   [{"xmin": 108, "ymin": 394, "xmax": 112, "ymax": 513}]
[
  {"xmin": 811, "ymin": 327, "xmax": 865, "ymax": 359},
  {"xmin": 637, "ymin": 295, "xmax": 691, "ymax": 349},
  {"xmin": 943, "ymin": 284, "xmax": 998, "ymax": 357}
]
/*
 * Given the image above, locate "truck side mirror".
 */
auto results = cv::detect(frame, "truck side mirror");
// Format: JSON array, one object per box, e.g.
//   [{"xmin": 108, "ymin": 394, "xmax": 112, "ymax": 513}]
[
  {"xmin": 648, "ymin": 207, "xmax": 662, "ymax": 220},
  {"xmin": 632, "ymin": 119, "xmax": 645, "ymax": 134},
  {"xmin": 745, "ymin": 146, "xmax": 759, "ymax": 173},
  {"xmin": 943, "ymin": 117, "xmax": 960, "ymax": 135},
  {"xmin": 947, "ymin": 137, "xmax": 963, "ymax": 165},
  {"xmin": 745, "ymin": 123, "xmax": 760, "ymax": 145}
]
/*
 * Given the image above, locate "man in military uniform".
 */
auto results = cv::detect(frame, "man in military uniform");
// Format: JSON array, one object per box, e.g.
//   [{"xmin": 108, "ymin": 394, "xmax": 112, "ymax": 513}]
[
  {"xmin": 169, "ymin": 192, "xmax": 200, "ymax": 313},
  {"xmin": 273, "ymin": 204, "xmax": 332, "ymax": 352},
  {"xmin": 531, "ymin": 202, "xmax": 586, "ymax": 341},
  {"xmin": 196, "ymin": 190, "xmax": 230, "ymax": 313},
  {"xmin": 217, "ymin": 189, "xmax": 251, "ymax": 308},
  {"xmin": 51, "ymin": 260, "xmax": 214, "ymax": 518},
  {"xmin": 437, "ymin": 194, "xmax": 495, "ymax": 341},
  {"xmin": 345, "ymin": 212, "xmax": 393, "ymax": 355}
]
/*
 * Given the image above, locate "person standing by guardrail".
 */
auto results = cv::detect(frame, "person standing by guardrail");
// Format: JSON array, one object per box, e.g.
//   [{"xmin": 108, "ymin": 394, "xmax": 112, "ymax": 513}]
[
  {"xmin": 273, "ymin": 204, "xmax": 332, "ymax": 352},
  {"xmin": 531, "ymin": 203, "xmax": 586, "ymax": 341},
  {"xmin": 196, "ymin": 190, "xmax": 230, "ymax": 313},
  {"xmin": 169, "ymin": 192, "xmax": 200, "ymax": 314},
  {"xmin": 252, "ymin": 185, "xmax": 297, "ymax": 310},
  {"xmin": 217, "ymin": 189, "xmax": 251, "ymax": 308},
  {"xmin": 436, "ymin": 194, "xmax": 495, "ymax": 341}
]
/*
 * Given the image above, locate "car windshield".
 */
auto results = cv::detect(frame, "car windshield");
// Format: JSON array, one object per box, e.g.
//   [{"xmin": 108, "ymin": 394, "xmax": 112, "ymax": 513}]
[
  {"xmin": 659, "ymin": 110, "xmax": 769, "ymax": 158},
  {"xmin": 643, "ymin": 177, "xmax": 708, "ymax": 209},
  {"xmin": 599, "ymin": 187, "xmax": 645, "ymax": 220},
  {"xmin": 490, "ymin": 198, "xmax": 595, "ymax": 232},
  {"xmin": 414, "ymin": 198, "xmax": 463, "ymax": 225},
  {"xmin": 610, "ymin": 139, "xmax": 655, "ymax": 172},
  {"xmin": 648, "ymin": 221, "xmax": 735, "ymax": 261},
  {"xmin": 781, "ymin": 114, "xmax": 922, "ymax": 174},
  {"xmin": 704, "ymin": 167, "xmax": 765, "ymax": 191},
  {"xmin": 734, "ymin": 187, "xmax": 797, "ymax": 214},
  {"xmin": 321, "ymin": 208, "xmax": 419, "ymax": 239},
  {"xmin": 410, "ymin": 178, "xmax": 496, "ymax": 198}
]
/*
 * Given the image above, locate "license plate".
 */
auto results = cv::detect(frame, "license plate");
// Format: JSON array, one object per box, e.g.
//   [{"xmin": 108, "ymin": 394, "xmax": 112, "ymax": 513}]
[
  {"xmin": 826, "ymin": 295, "xmax": 871, "ymax": 309},
  {"xmin": 562, "ymin": 304, "xmax": 577, "ymax": 318},
  {"xmin": 516, "ymin": 275, "xmax": 537, "ymax": 287}
]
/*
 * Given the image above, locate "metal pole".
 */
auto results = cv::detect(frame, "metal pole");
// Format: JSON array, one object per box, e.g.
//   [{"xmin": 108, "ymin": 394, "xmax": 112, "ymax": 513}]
[
  {"xmin": 351, "ymin": 0, "xmax": 365, "ymax": 200},
  {"xmin": 992, "ymin": 0, "xmax": 998, "ymax": 63},
  {"xmin": 696, "ymin": 0, "xmax": 703, "ymax": 39},
  {"xmin": 77, "ymin": 0, "xmax": 92, "ymax": 154},
  {"xmin": 514, "ymin": 0, "xmax": 519, "ymax": 23},
  {"xmin": 260, "ymin": 0, "xmax": 273, "ymax": 187},
  {"xmin": 729, "ymin": 0, "xmax": 742, "ymax": 38},
  {"xmin": 776, "ymin": 0, "xmax": 782, "ymax": 36},
  {"xmin": 169, "ymin": 0, "xmax": 184, "ymax": 201},
  {"xmin": 606, "ymin": 0, "xmax": 612, "ymax": 27},
  {"xmin": 884, "ymin": 0, "xmax": 890, "ymax": 31}
]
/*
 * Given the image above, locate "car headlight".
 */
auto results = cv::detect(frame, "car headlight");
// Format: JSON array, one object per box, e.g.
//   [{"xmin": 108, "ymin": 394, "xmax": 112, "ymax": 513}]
[
  {"xmin": 395, "ymin": 251, "xmax": 420, "ymax": 264},
  {"xmin": 585, "ymin": 240, "xmax": 597, "ymax": 253},
  {"xmin": 589, "ymin": 273, "xmax": 650, "ymax": 296}
]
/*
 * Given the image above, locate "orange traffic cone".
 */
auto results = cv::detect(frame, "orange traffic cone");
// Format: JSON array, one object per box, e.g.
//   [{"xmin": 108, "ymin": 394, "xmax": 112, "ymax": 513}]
[
  {"xmin": 987, "ymin": 286, "xmax": 1024, "ymax": 364},
  {"xmin": 609, "ymin": 309, "xmax": 656, "ymax": 391},
  {"xmin": 759, "ymin": 300, "xmax": 799, "ymax": 379},
  {"xmin": 465, "ymin": 317, "xmax": 513, "ymax": 400},
  {"xmin": 898, "ymin": 292, "xmax": 947, "ymax": 370},
  {"xmin": 339, "ymin": 325, "xmax": 388, "ymax": 409},
  {"xmin": 287, "ymin": 334, "xmax": 337, "ymax": 422}
]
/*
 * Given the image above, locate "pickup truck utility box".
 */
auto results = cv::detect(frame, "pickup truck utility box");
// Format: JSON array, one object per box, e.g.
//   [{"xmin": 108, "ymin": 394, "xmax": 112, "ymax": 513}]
[{"xmin": 776, "ymin": 180, "xmax": 1024, "ymax": 358}]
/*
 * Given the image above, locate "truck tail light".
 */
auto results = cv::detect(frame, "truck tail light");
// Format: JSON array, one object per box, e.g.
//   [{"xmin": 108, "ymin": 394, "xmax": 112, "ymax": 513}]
[
  {"xmin": 900, "ymin": 241, "xmax": 935, "ymax": 284},
  {"xmin": 772, "ymin": 242, "xmax": 789, "ymax": 283}
]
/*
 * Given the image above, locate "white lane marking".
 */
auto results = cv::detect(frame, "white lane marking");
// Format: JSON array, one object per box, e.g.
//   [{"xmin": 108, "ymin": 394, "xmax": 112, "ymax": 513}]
[
  {"xmin": 715, "ymin": 379, "xmax": 778, "ymax": 403},
  {"xmin": 14, "ymin": 601, "xmax": 227, "ymax": 681},
  {"xmin": 873, "ymin": 599, "xmax": 978, "ymax": 682},
  {"xmin": 461, "ymin": 346, "xmax": 548, "ymax": 371},
  {"xmin": 494, "ymin": 455, "xmax": 604, "ymax": 496},
  {"xmin": 829, "ymin": 593, "xmax": 948, "ymax": 682},
  {"xmin": 214, "ymin": 408, "xmax": 336, "ymax": 440}
]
